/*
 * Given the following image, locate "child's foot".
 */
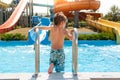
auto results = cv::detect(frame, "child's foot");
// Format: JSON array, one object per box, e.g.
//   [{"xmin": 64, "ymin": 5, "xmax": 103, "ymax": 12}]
[{"xmin": 48, "ymin": 63, "xmax": 54, "ymax": 74}]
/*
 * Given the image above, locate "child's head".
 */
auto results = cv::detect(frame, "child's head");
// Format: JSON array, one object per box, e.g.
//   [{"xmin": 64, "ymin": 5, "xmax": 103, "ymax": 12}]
[{"xmin": 53, "ymin": 12, "xmax": 67, "ymax": 26}]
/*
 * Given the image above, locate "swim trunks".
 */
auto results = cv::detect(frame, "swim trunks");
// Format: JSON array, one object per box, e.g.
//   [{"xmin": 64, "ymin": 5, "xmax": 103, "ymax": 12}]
[{"xmin": 49, "ymin": 49, "xmax": 65, "ymax": 72}]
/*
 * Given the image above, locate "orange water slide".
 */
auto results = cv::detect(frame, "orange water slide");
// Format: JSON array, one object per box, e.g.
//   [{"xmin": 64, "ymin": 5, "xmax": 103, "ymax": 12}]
[
  {"xmin": 53, "ymin": 0, "xmax": 100, "ymax": 13},
  {"xmin": 0, "ymin": 0, "xmax": 28, "ymax": 34}
]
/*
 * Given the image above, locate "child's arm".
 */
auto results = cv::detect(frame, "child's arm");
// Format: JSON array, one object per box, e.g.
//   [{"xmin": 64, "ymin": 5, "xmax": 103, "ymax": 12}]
[
  {"xmin": 64, "ymin": 29, "xmax": 74, "ymax": 40},
  {"xmin": 34, "ymin": 26, "xmax": 52, "ymax": 31}
]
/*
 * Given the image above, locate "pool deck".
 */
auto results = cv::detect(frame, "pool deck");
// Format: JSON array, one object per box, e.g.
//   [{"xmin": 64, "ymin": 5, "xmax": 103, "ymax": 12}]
[{"xmin": 0, "ymin": 72, "xmax": 120, "ymax": 80}]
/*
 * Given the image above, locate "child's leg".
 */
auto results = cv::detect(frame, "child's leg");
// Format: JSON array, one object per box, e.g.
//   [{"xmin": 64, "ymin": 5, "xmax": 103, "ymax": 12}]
[
  {"xmin": 48, "ymin": 63, "xmax": 54, "ymax": 74},
  {"xmin": 55, "ymin": 49, "xmax": 65, "ymax": 72}
]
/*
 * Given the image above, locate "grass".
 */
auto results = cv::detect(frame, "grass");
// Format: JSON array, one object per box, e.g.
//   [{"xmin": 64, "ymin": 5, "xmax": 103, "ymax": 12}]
[
  {"xmin": 0, "ymin": 26, "xmax": 98, "ymax": 40},
  {"xmin": 5, "ymin": 27, "xmax": 95, "ymax": 37},
  {"xmin": 5, "ymin": 27, "xmax": 31, "ymax": 38}
]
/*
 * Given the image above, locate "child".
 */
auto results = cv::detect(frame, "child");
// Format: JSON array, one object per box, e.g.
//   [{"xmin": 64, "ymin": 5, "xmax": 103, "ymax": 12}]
[{"xmin": 34, "ymin": 12, "xmax": 74, "ymax": 74}]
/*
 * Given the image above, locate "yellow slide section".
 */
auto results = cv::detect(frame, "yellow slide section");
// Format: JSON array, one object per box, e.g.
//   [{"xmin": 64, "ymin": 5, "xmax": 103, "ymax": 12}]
[
  {"xmin": 53, "ymin": 0, "xmax": 100, "ymax": 13},
  {"xmin": 0, "ymin": 1, "xmax": 9, "ymax": 8},
  {"xmin": 86, "ymin": 15, "xmax": 120, "ymax": 44},
  {"xmin": 0, "ymin": 0, "xmax": 27, "ymax": 33}
]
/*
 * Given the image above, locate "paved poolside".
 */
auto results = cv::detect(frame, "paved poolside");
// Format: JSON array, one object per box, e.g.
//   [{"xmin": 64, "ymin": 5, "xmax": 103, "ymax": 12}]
[{"xmin": 0, "ymin": 72, "xmax": 120, "ymax": 80}]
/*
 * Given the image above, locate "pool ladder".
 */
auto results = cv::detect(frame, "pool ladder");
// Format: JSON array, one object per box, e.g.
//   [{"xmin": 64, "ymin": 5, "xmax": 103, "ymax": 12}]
[{"xmin": 34, "ymin": 28, "xmax": 78, "ymax": 75}]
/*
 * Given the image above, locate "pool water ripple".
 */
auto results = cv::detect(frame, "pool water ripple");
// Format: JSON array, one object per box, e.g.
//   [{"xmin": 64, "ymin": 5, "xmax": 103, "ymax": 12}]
[{"xmin": 0, "ymin": 40, "xmax": 120, "ymax": 73}]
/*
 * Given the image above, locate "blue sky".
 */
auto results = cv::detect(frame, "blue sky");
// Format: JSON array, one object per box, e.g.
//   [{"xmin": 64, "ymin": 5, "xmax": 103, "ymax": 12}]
[{"xmin": 2, "ymin": 0, "xmax": 120, "ymax": 15}]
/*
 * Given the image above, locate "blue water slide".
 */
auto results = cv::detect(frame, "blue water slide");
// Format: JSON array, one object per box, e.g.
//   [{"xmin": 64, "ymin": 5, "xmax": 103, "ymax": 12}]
[{"xmin": 28, "ymin": 17, "xmax": 51, "ymax": 44}]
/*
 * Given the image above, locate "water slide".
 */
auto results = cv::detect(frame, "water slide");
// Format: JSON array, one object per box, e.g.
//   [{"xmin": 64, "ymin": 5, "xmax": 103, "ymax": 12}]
[
  {"xmin": 0, "ymin": 0, "xmax": 27, "ymax": 34},
  {"xmin": 53, "ymin": 0, "xmax": 100, "ymax": 13},
  {"xmin": 52, "ymin": 0, "xmax": 101, "ymax": 21},
  {"xmin": 52, "ymin": 0, "xmax": 120, "ymax": 44},
  {"xmin": 86, "ymin": 15, "xmax": 120, "ymax": 44},
  {"xmin": 28, "ymin": 17, "xmax": 50, "ymax": 44}
]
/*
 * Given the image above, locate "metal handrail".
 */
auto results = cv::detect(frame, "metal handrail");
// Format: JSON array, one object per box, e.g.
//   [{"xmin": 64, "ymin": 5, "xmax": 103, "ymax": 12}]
[
  {"xmin": 72, "ymin": 28, "xmax": 78, "ymax": 75},
  {"xmin": 34, "ymin": 28, "xmax": 40, "ymax": 75},
  {"xmin": 34, "ymin": 27, "xmax": 78, "ymax": 76}
]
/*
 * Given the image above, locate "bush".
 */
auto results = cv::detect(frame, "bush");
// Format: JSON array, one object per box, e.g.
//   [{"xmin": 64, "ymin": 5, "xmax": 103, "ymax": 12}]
[
  {"xmin": 0, "ymin": 34, "xmax": 1, "ymax": 40},
  {"xmin": 1, "ymin": 33, "xmax": 27, "ymax": 41},
  {"xmin": 78, "ymin": 32, "xmax": 115, "ymax": 40},
  {"xmin": 65, "ymin": 32, "xmax": 115, "ymax": 40},
  {"xmin": 68, "ymin": 21, "xmax": 74, "ymax": 27},
  {"xmin": 79, "ymin": 21, "xmax": 87, "ymax": 27}
]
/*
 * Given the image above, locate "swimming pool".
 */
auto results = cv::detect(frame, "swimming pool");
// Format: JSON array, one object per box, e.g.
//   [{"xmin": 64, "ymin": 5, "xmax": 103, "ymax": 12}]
[{"xmin": 0, "ymin": 40, "xmax": 120, "ymax": 73}]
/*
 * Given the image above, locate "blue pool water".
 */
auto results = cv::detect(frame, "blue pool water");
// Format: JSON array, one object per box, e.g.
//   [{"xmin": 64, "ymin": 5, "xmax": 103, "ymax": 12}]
[{"xmin": 0, "ymin": 40, "xmax": 120, "ymax": 73}]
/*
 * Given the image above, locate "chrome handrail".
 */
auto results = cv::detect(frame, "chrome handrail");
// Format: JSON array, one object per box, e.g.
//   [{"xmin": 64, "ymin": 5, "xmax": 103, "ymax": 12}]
[
  {"xmin": 34, "ymin": 28, "xmax": 40, "ymax": 75},
  {"xmin": 72, "ymin": 28, "xmax": 78, "ymax": 75}
]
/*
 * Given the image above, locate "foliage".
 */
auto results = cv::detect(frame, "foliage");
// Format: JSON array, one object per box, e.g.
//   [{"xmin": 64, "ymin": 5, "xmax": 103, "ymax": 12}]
[
  {"xmin": 68, "ymin": 21, "xmax": 74, "ymax": 27},
  {"xmin": 78, "ymin": 32, "xmax": 115, "ymax": 40},
  {"xmin": 104, "ymin": 5, "xmax": 120, "ymax": 22},
  {"xmin": 1, "ymin": 33, "xmax": 27, "ymax": 41},
  {"xmin": 68, "ymin": 21, "xmax": 88, "ymax": 27},
  {"xmin": 79, "ymin": 21, "xmax": 87, "ymax": 27},
  {"xmin": 65, "ymin": 32, "xmax": 115, "ymax": 40},
  {"xmin": 35, "ymin": 13, "xmax": 38, "ymax": 16},
  {"xmin": 45, "ymin": 14, "xmax": 50, "ymax": 17},
  {"xmin": 0, "ymin": 34, "xmax": 1, "ymax": 40}
]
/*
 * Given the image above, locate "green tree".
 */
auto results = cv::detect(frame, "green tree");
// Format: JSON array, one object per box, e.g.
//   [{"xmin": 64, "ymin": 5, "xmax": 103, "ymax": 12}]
[
  {"xmin": 104, "ymin": 5, "xmax": 120, "ymax": 22},
  {"xmin": 35, "ymin": 13, "xmax": 38, "ymax": 16}
]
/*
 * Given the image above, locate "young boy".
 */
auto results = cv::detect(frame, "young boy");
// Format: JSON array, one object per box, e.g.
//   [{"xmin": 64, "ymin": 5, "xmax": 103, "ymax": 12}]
[{"xmin": 34, "ymin": 12, "xmax": 74, "ymax": 74}]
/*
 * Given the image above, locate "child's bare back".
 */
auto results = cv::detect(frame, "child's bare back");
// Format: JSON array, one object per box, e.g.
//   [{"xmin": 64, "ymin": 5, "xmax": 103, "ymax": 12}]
[{"xmin": 50, "ymin": 26, "xmax": 66, "ymax": 49}]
